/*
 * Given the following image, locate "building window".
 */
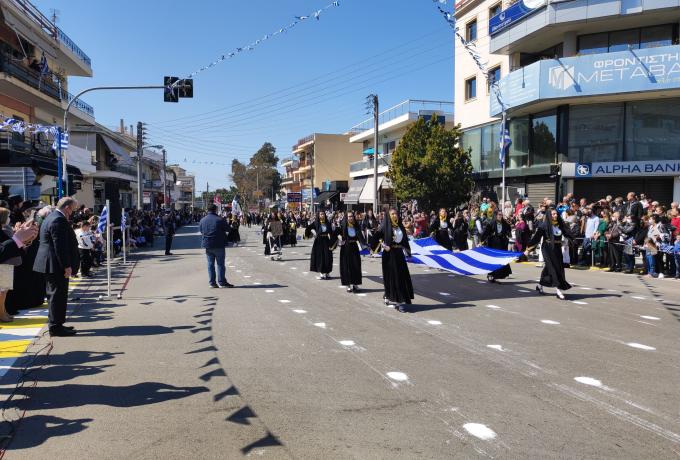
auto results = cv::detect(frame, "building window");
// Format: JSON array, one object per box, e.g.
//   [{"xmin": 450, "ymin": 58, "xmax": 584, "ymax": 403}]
[
  {"xmin": 466, "ymin": 20, "xmax": 477, "ymax": 42},
  {"xmin": 509, "ymin": 117, "xmax": 529, "ymax": 169},
  {"xmin": 568, "ymin": 104, "xmax": 624, "ymax": 163},
  {"xmin": 531, "ymin": 112, "xmax": 557, "ymax": 166},
  {"xmin": 465, "ymin": 76, "xmax": 477, "ymax": 101},
  {"xmin": 489, "ymin": 3, "xmax": 502, "ymax": 19},
  {"xmin": 625, "ymin": 99, "xmax": 680, "ymax": 161},
  {"xmin": 578, "ymin": 24, "xmax": 678, "ymax": 55},
  {"xmin": 487, "ymin": 66, "xmax": 501, "ymax": 93},
  {"xmin": 462, "ymin": 128, "xmax": 482, "ymax": 171},
  {"xmin": 481, "ymin": 123, "xmax": 501, "ymax": 171}
]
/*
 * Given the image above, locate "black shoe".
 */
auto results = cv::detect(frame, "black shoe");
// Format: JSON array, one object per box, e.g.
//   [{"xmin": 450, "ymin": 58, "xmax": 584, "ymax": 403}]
[
  {"xmin": 352, "ymin": 286, "xmax": 360, "ymax": 293},
  {"xmin": 397, "ymin": 305, "xmax": 407, "ymax": 313},
  {"xmin": 346, "ymin": 286, "xmax": 353, "ymax": 293},
  {"xmin": 165, "ymin": 252, "xmax": 173, "ymax": 255},
  {"xmin": 209, "ymin": 283, "xmax": 219, "ymax": 288},
  {"xmin": 219, "ymin": 282, "xmax": 234, "ymax": 288},
  {"xmin": 49, "ymin": 326, "xmax": 76, "ymax": 337},
  {"xmin": 63, "ymin": 325, "xmax": 75, "ymax": 330}
]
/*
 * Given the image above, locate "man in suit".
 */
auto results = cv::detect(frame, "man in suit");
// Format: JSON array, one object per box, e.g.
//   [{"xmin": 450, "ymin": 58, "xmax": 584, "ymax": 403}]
[
  {"xmin": 199, "ymin": 204, "xmax": 233, "ymax": 288},
  {"xmin": 34, "ymin": 197, "xmax": 80, "ymax": 337},
  {"xmin": 624, "ymin": 192, "xmax": 644, "ymax": 221}
]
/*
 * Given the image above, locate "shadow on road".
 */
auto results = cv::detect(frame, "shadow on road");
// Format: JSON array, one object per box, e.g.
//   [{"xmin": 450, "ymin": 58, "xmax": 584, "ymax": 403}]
[
  {"xmin": 4, "ymin": 415, "xmax": 93, "ymax": 450},
  {"xmin": 75, "ymin": 325, "xmax": 194, "ymax": 337}
]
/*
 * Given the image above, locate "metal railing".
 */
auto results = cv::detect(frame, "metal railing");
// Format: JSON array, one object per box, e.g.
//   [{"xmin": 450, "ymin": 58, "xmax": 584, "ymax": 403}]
[
  {"xmin": 8, "ymin": 0, "xmax": 91, "ymax": 67},
  {"xmin": 97, "ymin": 162, "xmax": 137, "ymax": 177},
  {"xmin": 349, "ymin": 100, "xmax": 454, "ymax": 135},
  {"xmin": 349, "ymin": 154, "xmax": 392, "ymax": 172},
  {"xmin": 292, "ymin": 134, "xmax": 314, "ymax": 150},
  {"xmin": 0, "ymin": 54, "xmax": 94, "ymax": 116}
]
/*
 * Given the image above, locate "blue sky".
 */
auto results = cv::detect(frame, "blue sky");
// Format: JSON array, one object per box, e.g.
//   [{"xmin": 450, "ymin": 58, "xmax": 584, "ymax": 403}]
[{"xmin": 35, "ymin": 0, "xmax": 454, "ymax": 190}]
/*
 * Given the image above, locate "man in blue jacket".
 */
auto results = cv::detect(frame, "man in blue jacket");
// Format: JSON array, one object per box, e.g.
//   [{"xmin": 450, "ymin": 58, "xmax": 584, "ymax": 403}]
[{"xmin": 199, "ymin": 204, "xmax": 234, "ymax": 288}]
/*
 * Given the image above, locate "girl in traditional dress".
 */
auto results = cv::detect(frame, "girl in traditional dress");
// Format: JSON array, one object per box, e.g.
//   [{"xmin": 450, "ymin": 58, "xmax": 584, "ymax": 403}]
[
  {"xmin": 337, "ymin": 211, "xmax": 366, "ymax": 293},
  {"xmin": 526, "ymin": 208, "xmax": 573, "ymax": 300},
  {"xmin": 362, "ymin": 209, "xmax": 380, "ymax": 255},
  {"xmin": 377, "ymin": 208, "xmax": 414, "ymax": 313},
  {"xmin": 306, "ymin": 211, "xmax": 335, "ymax": 279},
  {"xmin": 429, "ymin": 208, "xmax": 453, "ymax": 250},
  {"xmin": 263, "ymin": 211, "xmax": 275, "ymax": 256},
  {"xmin": 482, "ymin": 210, "xmax": 512, "ymax": 282}
]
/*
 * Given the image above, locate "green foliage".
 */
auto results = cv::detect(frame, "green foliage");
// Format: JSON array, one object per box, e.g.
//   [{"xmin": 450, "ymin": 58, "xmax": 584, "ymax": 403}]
[
  {"xmin": 388, "ymin": 117, "xmax": 473, "ymax": 211},
  {"xmin": 230, "ymin": 143, "xmax": 280, "ymax": 208}
]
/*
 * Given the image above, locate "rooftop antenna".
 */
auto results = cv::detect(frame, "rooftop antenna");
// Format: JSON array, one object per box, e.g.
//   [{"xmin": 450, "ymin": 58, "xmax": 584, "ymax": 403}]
[{"xmin": 50, "ymin": 9, "xmax": 60, "ymax": 25}]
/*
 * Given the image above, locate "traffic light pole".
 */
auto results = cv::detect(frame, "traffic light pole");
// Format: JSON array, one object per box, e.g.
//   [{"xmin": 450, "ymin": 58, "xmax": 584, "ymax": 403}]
[{"xmin": 61, "ymin": 85, "xmax": 167, "ymax": 200}]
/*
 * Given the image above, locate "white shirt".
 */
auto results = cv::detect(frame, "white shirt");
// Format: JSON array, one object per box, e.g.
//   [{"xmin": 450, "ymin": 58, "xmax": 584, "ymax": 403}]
[
  {"xmin": 393, "ymin": 228, "xmax": 404, "ymax": 244},
  {"xmin": 439, "ymin": 220, "xmax": 448, "ymax": 229},
  {"xmin": 75, "ymin": 229, "xmax": 94, "ymax": 249},
  {"xmin": 584, "ymin": 216, "xmax": 599, "ymax": 238},
  {"xmin": 347, "ymin": 227, "xmax": 356, "ymax": 238}
]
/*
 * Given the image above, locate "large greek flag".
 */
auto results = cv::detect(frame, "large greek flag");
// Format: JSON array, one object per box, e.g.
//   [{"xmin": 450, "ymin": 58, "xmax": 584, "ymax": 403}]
[{"xmin": 409, "ymin": 237, "xmax": 521, "ymax": 276}]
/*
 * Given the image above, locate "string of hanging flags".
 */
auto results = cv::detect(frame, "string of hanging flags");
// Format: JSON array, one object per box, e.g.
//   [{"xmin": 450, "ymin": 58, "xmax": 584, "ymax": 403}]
[
  {"xmin": 429, "ymin": 0, "xmax": 505, "ymax": 112},
  {"xmin": 172, "ymin": 1, "xmax": 341, "ymax": 88},
  {"xmin": 0, "ymin": 115, "xmax": 65, "ymax": 150}
]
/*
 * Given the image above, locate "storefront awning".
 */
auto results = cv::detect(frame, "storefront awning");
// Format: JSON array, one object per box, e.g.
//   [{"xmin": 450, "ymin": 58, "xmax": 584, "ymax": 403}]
[
  {"xmin": 313, "ymin": 191, "xmax": 339, "ymax": 205},
  {"xmin": 32, "ymin": 158, "xmax": 83, "ymax": 181},
  {"xmin": 359, "ymin": 176, "xmax": 384, "ymax": 204},
  {"xmin": 100, "ymin": 135, "xmax": 135, "ymax": 166},
  {"xmin": 343, "ymin": 177, "xmax": 367, "ymax": 204}
]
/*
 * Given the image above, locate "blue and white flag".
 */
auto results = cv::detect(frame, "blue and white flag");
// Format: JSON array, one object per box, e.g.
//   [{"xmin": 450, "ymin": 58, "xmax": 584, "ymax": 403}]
[
  {"xmin": 499, "ymin": 124, "xmax": 511, "ymax": 167},
  {"xmin": 52, "ymin": 131, "xmax": 69, "ymax": 151},
  {"xmin": 97, "ymin": 206, "xmax": 108, "ymax": 233},
  {"xmin": 39, "ymin": 51, "xmax": 49, "ymax": 78},
  {"xmin": 409, "ymin": 237, "xmax": 521, "ymax": 276},
  {"xmin": 121, "ymin": 209, "xmax": 127, "ymax": 232}
]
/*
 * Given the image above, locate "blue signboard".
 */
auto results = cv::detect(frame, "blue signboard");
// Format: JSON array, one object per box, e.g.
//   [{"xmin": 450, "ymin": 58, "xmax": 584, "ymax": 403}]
[
  {"xmin": 491, "ymin": 45, "xmax": 680, "ymax": 116},
  {"xmin": 286, "ymin": 192, "xmax": 302, "ymax": 203},
  {"xmin": 575, "ymin": 160, "xmax": 680, "ymax": 178},
  {"xmin": 489, "ymin": 0, "xmax": 546, "ymax": 36}
]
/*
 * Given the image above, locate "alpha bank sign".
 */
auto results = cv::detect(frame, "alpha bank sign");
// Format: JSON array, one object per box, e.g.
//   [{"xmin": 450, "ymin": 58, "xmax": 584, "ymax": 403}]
[
  {"xmin": 491, "ymin": 45, "xmax": 680, "ymax": 116},
  {"xmin": 489, "ymin": 0, "xmax": 546, "ymax": 36},
  {"xmin": 575, "ymin": 161, "xmax": 680, "ymax": 178}
]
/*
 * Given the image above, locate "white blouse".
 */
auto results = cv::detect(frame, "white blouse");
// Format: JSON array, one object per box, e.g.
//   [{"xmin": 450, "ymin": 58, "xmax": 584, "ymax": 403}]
[
  {"xmin": 393, "ymin": 228, "xmax": 404, "ymax": 244},
  {"xmin": 347, "ymin": 227, "xmax": 356, "ymax": 238}
]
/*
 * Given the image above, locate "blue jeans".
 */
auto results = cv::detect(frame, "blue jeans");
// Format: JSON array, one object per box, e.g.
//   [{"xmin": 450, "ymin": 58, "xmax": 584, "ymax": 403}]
[
  {"xmin": 645, "ymin": 253, "xmax": 657, "ymax": 276},
  {"xmin": 675, "ymin": 253, "xmax": 680, "ymax": 278},
  {"xmin": 205, "ymin": 247, "xmax": 227, "ymax": 285}
]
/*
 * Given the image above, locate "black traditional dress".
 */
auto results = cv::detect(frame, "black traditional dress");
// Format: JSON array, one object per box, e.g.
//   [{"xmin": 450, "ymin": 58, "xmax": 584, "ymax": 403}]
[
  {"xmin": 338, "ymin": 220, "xmax": 366, "ymax": 287},
  {"xmin": 228, "ymin": 219, "xmax": 241, "ymax": 244},
  {"xmin": 306, "ymin": 220, "xmax": 335, "ymax": 274},
  {"xmin": 482, "ymin": 219, "xmax": 512, "ymax": 280},
  {"xmin": 528, "ymin": 219, "xmax": 573, "ymax": 290},
  {"xmin": 430, "ymin": 217, "xmax": 453, "ymax": 250},
  {"xmin": 362, "ymin": 215, "xmax": 380, "ymax": 253},
  {"xmin": 377, "ymin": 218, "xmax": 414, "ymax": 304}
]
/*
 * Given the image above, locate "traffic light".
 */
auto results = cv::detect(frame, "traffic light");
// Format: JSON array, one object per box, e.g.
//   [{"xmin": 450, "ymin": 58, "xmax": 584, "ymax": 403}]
[
  {"xmin": 178, "ymin": 79, "xmax": 193, "ymax": 98},
  {"xmin": 164, "ymin": 76, "xmax": 179, "ymax": 103}
]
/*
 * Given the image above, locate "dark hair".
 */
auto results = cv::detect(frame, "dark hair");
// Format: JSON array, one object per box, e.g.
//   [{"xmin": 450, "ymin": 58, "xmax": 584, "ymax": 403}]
[{"xmin": 208, "ymin": 204, "xmax": 218, "ymax": 213}]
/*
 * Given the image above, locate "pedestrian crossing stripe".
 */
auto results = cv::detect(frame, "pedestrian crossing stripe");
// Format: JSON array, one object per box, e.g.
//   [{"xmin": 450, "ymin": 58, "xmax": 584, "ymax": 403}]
[
  {"xmin": 0, "ymin": 339, "xmax": 33, "ymax": 358},
  {"xmin": 0, "ymin": 317, "xmax": 48, "ymax": 329}
]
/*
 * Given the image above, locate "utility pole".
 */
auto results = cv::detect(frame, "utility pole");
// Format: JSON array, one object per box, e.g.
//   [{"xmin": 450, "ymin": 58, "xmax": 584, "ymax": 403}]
[
  {"xmin": 369, "ymin": 94, "xmax": 380, "ymax": 212},
  {"xmin": 309, "ymin": 146, "xmax": 315, "ymax": 216},
  {"xmin": 162, "ymin": 148, "xmax": 167, "ymax": 209},
  {"xmin": 136, "ymin": 121, "xmax": 144, "ymax": 210}
]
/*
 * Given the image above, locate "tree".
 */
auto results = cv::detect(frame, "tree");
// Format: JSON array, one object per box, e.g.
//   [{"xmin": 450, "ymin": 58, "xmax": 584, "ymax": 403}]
[
  {"xmin": 388, "ymin": 117, "xmax": 474, "ymax": 211},
  {"xmin": 230, "ymin": 143, "xmax": 281, "ymax": 208}
]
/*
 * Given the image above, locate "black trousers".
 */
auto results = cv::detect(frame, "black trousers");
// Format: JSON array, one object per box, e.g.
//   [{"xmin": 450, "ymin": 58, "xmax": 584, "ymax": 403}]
[
  {"xmin": 79, "ymin": 248, "xmax": 92, "ymax": 275},
  {"xmin": 45, "ymin": 273, "xmax": 69, "ymax": 328},
  {"xmin": 165, "ymin": 235, "xmax": 173, "ymax": 254},
  {"xmin": 608, "ymin": 243, "xmax": 622, "ymax": 270}
]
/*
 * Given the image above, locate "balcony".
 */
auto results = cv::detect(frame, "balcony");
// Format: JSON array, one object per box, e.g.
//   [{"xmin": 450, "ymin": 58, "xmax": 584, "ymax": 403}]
[
  {"xmin": 94, "ymin": 161, "xmax": 137, "ymax": 180},
  {"xmin": 0, "ymin": 53, "xmax": 94, "ymax": 117},
  {"xmin": 349, "ymin": 100, "xmax": 453, "ymax": 143},
  {"xmin": 490, "ymin": 44, "xmax": 680, "ymax": 117},
  {"xmin": 489, "ymin": 0, "xmax": 680, "ymax": 55},
  {"xmin": 292, "ymin": 134, "xmax": 314, "ymax": 151},
  {"xmin": 349, "ymin": 154, "xmax": 392, "ymax": 174},
  {"xmin": 7, "ymin": 0, "xmax": 92, "ymax": 74}
]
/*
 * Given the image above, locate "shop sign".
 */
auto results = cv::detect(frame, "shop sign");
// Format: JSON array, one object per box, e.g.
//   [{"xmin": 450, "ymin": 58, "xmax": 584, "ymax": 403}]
[
  {"xmin": 575, "ymin": 160, "xmax": 680, "ymax": 178},
  {"xmin": 489, "ymin": 0, "xmax": 546, "ymax": 36}
]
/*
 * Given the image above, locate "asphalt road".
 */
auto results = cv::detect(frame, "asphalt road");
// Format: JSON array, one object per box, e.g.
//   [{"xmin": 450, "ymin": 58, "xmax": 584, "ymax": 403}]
[{"xmin": 5, "ymin": 224, "xmax": 680, "ymax": 459}]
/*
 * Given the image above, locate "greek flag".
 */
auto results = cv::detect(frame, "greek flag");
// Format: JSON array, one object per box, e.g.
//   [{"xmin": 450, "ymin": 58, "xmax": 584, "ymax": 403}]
[
  {"xmin": 39, "ymin": 51, "xmax": 49, "ymax": 77},
  {"xmin": 121, "ymin": 210, "xmax": 127, "ymax": 232},
  {"xmin": 51, "ymin": 131, "xmax": 69, "ymax": 151},
  {"xmin": 409, "ymin": 237, "xmax": 521, "ymax": 276},
  {"xmin": 499, "ymin": 124, "xmax": 511, "ymax": 167},
  {"xmin": 97, "ymin": 206, "xmax": 108, "ymax": 233}
]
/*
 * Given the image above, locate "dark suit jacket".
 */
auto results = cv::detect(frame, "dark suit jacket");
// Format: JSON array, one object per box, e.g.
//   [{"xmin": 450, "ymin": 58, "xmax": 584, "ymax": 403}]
[{"xmin": 33, "ymin": 211, "xmax": 80, "ymax": 275}]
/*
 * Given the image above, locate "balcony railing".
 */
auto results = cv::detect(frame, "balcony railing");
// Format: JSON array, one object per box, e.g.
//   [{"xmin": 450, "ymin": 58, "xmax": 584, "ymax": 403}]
[
  {"xmin": 0, "ymin": 130, "xmax": 53, "ymax": 156},
  {"xmin": 349, "ymin": 100, "xmax": 454, "ymax": 135},
  {"xmin": 8, "ymin": 0, "xmax": 91, "ymax": 68},
  {"xmin": 292, "ymin": 134, "xmax": 314, "ymax": 151},
  {"xmin": 349, "ymin": 154, "xmax": 392, "ymax": 173},
  {"xmin": 97, "ymin": 162, "xmax": 137, "ymax": 177},
  {"xmin": 0, "ymin": 53, "xmax": 94, "ymax": 116}
]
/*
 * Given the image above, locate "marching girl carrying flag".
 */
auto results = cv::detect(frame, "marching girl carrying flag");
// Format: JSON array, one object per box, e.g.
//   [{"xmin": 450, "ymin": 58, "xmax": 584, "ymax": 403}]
[{"xmin": 376, "ymin": 208, "xmax": 414, "ymax": 313}]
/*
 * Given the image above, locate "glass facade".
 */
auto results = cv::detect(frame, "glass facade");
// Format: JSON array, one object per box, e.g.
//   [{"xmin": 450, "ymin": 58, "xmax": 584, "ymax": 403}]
[
  {"xmin": 625, "ymin": 100, "xmax": 680, "ymax": 161},
  {"xmin": 568, "ymin": 104, "xmax": 624, "ymax": 163},
  {"xmin": 481, "ymin": 123, "xmax": 500, "ymax": 171},
  {"xmin": 509, "ymin": 117, "xmax": 529, "ymax": 168},
  {"xmin": 578, "ymin": 24, "xmax": 678, "ymax": 55},
  {"xmin": 531, "ymin": 112, "xmax": 557, "ymax": 166}
]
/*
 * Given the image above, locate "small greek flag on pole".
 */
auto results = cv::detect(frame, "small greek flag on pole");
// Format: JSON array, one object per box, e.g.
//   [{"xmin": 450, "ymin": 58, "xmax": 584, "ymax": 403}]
[
  {"xmin": 121, "ymin": 209, "xmax": 127, "ymax": 232},
  {"xmin": 60, "ymin": 132, "xmax": 69, "ymax": 150},
  {"xmin": 499, "ymin": 124, "xmax": 511, "ymax": 167},
  {"xmin": 97, "ymin": 206, "xmax": 108, "ymax": 233}
]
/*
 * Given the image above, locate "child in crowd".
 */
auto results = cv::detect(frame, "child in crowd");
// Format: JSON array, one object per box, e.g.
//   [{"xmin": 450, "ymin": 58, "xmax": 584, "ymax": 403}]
[
  {"xmin": 644, "ymin": 238, "xmax": 658, "ymax": 278},
  {"xmin": 75, "ymin": 221, "xmax": 94, "ymax": 277},
  {"xmin": 674, "ymin": 233, "xmax": 680, "ymax": 280}
]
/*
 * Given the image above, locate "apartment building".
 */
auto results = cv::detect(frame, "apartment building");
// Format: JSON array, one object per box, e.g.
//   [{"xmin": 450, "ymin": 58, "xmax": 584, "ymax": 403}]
[
  {"xmin": 0, "ymin": 0, "xmax": 94, "ymax": 202},
  {"xmin": 456, "ymin": 0, "xmax": 680, "ymax": 204},
  {"xmin": 344, "ymin": 99, "xmax": 454, "ymax": 210},
  {"xmin": 281, "ymin": 133, "xmax": 363, "ymax": 210}
]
